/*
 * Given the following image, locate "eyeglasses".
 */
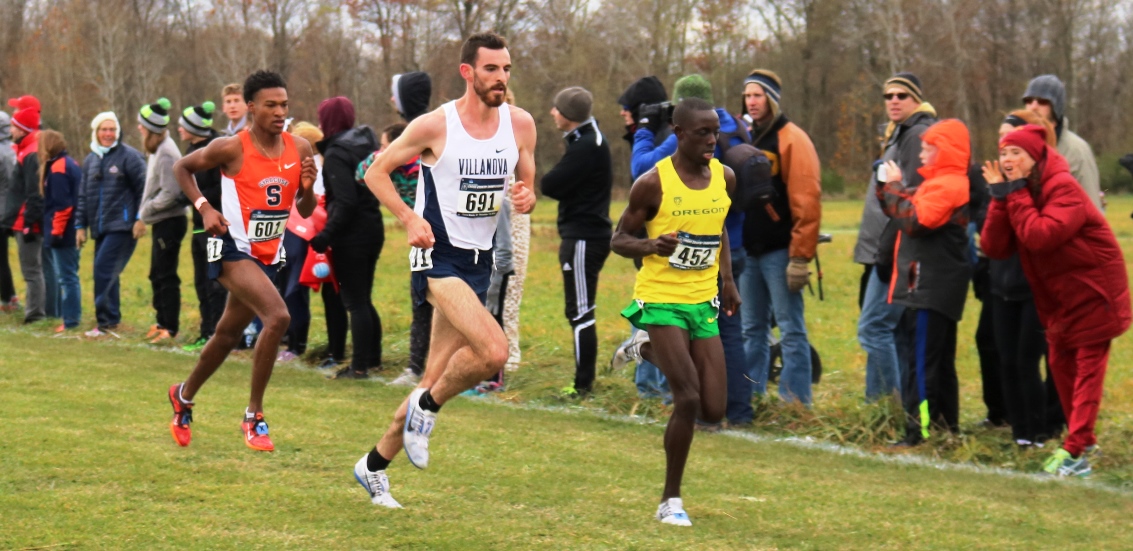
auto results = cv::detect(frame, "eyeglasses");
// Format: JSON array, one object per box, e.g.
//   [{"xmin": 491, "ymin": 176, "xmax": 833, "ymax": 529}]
[
  {"xmin": 883, "ymin": 93, "xmax": 910, "ymax": 101},
  {"xmin": 1024, "ymin": 97, "xmax": 1052, "ymax": 106}
]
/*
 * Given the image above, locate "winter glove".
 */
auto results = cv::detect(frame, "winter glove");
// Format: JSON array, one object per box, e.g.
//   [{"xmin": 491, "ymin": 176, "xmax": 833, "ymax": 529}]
[
  {"xmin": 309, "ymin": 232, "xmax": 331, "ymax": 254},
  {"xmin": 989, "ymin": 179, "xmax": 1027, "ymax": 201},
  {"xmin": 785, "ymin": 257, "xmax": 810, "ymax": 293},
  {"xmin": 21, "ymin": 228, "xmax": 39, "ymax": 244}
]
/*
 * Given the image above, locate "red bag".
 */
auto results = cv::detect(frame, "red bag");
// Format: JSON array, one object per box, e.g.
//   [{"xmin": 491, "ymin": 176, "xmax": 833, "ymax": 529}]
[
  {"xmin": 286, "ymin": 195, "xmax": 328, "ymax": 240},
  {"xmin": 299, "ymin": 246, "xmax": 338, "ymax": 292}
]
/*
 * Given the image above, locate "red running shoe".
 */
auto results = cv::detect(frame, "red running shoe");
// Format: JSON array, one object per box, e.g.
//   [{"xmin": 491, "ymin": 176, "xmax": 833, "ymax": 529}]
[
  {"xmin": 242, "ymin": 412, "xmax": 275, "ymax": 452},
  {"xmin": 168, "ymin": 383, "xmax": 194, "ymax": 447}
]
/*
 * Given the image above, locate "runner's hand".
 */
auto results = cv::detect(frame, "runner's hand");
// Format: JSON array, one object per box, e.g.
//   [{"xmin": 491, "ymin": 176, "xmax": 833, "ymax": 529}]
[
  {"xmin": 721, "ymin": 279, "xmax": 742, "ymax": 317},
  {"xmin": 300, "ymin": 157, "xmax": 317, "ymax": 192},
  {"xmin": 202, "ymin": 205, "xmax": 230, "ymax": 236},
  {"xmin": 653, "ymin": 232, "xmax": 678, "ymax": 257},
  {"xmin": 511, "ymin": 180, "xmax": 535, "ymax": 214},
  {"xmin": 406, "ymin": 213, "xmax": 435, "ymax": 249}
]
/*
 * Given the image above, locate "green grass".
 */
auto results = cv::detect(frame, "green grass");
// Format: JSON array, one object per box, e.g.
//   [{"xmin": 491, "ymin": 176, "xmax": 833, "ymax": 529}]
[{"xmin": 3, "ymin": 197, "xmax": 1133, "ymax": 548}]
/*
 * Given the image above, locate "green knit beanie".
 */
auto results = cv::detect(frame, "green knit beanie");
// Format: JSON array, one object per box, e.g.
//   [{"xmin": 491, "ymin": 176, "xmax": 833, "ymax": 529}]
[
  {"xmin": 672, "ymin": 74, "xmax": 713, "ymax": 104},
  {"xmin": 139, "ymin": 97, "xmax": 172, "ymax": 133},
  {"xmin": 179, "ymin": 101, "xmax": 216, "ymax": 137}
]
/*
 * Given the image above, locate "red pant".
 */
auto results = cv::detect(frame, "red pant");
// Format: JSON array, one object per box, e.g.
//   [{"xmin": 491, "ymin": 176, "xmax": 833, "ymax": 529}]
[{"xmin": 1048, "ymin": 340, "xmax": 1110, "ymax": 457}]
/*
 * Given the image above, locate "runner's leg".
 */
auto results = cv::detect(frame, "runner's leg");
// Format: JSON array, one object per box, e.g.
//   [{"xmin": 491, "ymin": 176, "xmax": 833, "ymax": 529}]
[
  {"xmin": 643, "ymin": 325, "xmax": 697, "ymax": 501},
  {"xmin": 424, "ymin": 277, "xmax": 509, "ymax": 402}
]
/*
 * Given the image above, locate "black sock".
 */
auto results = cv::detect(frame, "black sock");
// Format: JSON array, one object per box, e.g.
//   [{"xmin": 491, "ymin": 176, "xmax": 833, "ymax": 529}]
[
  {"xmin": 366, "ymin": 447, "xmax": 391, "ymax": 471},
  {"xmin": 419, "ymin": 389, "xmax": 442, "ymax": 413}
]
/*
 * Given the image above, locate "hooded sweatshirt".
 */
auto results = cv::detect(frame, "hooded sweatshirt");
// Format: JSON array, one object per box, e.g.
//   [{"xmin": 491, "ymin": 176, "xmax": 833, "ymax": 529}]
[
  {"xmin": 982, "ymin": 147, "xmax": 1130, "ymax": 348},
  {"xmin": 316, "ymin": 126, "xmax": 381, "ymax": 246},
  {"xmin": 876, "ymin": 119, "xmax": 972, "ymax": 321},
  {"xmin": 139, "ymin": 134, "xmax": 187, "ymax": 224},
  {"xmin": 393, "ymin": 72, "xmax": 432, "ymax": 121}
]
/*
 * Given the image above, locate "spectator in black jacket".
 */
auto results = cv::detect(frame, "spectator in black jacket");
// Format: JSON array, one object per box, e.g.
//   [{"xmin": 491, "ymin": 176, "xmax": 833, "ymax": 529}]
[
  {"xmin": 311, "ymin": 96, "xmax": 383, "ymax": 379},
  {"xmin": 177, "ymin": 101, "xmax": 227, "ymax": 352},
  {"xmin": 541, "ymin": 86, "xmax": 613, "ymax": 396},
  {"xmin": 5, "ymin": 95, "xmax": 45, "ymax": 323}
]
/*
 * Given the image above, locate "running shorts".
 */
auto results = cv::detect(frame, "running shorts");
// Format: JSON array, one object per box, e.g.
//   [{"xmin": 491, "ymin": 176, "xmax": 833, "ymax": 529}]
[
  {"xmin": 621, "ymin": 298, "xmax": 720, "ymax": 340},
  {"xmin": 409, "ymin": 239, "xmax": 492, "ymax": 307},
  {"xmin": 206, "ymin": 233, "xmax": 282, "ymax": 281}
]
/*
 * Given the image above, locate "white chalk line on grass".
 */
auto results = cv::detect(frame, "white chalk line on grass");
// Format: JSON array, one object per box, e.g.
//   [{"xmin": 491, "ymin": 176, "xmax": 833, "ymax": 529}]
[{"xmin": 6, "ymin": 324, "xmax": 1131, "ymax": 497}]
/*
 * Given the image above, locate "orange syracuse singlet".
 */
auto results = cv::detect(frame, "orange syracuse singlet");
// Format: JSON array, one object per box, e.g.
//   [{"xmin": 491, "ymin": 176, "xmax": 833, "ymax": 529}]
[{"xmin": 219, "ymin": 130, "xmax": 302, "ymax": 265}]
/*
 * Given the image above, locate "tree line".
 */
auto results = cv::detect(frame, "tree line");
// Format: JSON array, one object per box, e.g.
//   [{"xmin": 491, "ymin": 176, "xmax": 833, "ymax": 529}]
[{"xmin": 3, "ymin": 0, "xmax": 1132, "ymax": 194}]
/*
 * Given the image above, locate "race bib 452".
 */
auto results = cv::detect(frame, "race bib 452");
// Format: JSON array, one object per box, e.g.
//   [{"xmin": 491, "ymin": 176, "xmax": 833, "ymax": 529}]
[{"xmin": 668, "ymin": 231, "xmax": 720, "ymax": 271}]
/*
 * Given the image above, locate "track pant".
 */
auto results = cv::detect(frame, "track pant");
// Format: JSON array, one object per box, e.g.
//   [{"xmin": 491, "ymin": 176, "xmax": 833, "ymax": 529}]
[
  {"xmin": 902, "ymin": 308, "xmax": 959, "ymax": 441},
  {"xmin": 331, "ymin": 237, "xmax": 383, "ymax": 371},
  {"xmin": 975, "ymin": 297, "xmax": 1008, "ymax": 424},
  {"xmin": 16, "ymin": 233, "xmax": 45, "ymax": 321},
  {"xmin": 559, "ymin": 238, "xmax": 610, "ymax": 393},
  {"xmin": 190, "ymin": 231, "xmax": 229, "ymax": 340},
  {"xmin": 1049, "ymin": 341, "xmax": 1110, "ymax": 457},
  {"xmin": 992, "ymin": 296, "xmax": 1047, "ymax": 442},
  {"xmin": 149, "ymin": 216, "xmax": 186, "ymax": 335}
]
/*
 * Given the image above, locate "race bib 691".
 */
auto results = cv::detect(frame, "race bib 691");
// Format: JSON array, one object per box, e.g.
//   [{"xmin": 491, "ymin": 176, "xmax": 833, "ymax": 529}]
[{"xmin": 456, "ymin": 178, "xmax": 505, "ymax": 218}]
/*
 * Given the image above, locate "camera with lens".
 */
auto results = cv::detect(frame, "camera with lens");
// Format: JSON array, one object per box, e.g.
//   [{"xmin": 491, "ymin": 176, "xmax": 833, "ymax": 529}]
[{"xmin": 637, "ymin": 101, "xmax": 674, "ymax": 132}]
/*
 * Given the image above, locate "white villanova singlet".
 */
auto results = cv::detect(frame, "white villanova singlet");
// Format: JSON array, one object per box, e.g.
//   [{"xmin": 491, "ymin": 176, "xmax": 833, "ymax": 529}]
[{"xmin": 416, "ymin": 101, "xmax": 519, "ymax": 251}]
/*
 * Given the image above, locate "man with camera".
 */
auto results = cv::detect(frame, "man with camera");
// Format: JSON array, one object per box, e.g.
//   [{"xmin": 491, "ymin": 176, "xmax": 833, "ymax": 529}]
[{"xmin": 738, "ymin": 70, "xmax": 822, "ymax": 406}]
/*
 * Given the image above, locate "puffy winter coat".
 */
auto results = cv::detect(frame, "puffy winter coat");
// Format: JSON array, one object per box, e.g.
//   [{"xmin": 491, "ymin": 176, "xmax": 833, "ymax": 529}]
[
  {"xmin": 75, "ymin": 143, "xmax": 147, "ymax": 238},
  {"xmin": 981, "ymin": 148, "xmax": 1131, "ymax": 348},
  {"xmin": 42, "ymin": 152, "xmax": 82, "ymax": 248}
]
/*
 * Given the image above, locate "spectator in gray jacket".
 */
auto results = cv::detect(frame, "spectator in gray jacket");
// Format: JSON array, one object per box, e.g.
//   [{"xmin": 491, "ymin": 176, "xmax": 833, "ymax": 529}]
[
  {"xmin": 0, "ymin": 112, "xmax": 17, "ymax": 311},
  {"xmin": 75, "ymin": 111, "xmax": 147, "ymax": 336},
  {"xmin": 853, "ymin": 72, "xmax": 936, "ymax": 401},
  {"xmin": 1022, "ymin": 75, "xmax": 1102, "ymax": 210},
  {"xmin": 138, "ymin": 97, "xmax": 187, "ymax": 343}
]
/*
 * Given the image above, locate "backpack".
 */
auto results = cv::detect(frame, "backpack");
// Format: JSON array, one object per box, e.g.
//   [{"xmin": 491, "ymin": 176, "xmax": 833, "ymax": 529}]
[{"xmin": 717, "ymin": 116, "xmax": 775, "ymax": 213}]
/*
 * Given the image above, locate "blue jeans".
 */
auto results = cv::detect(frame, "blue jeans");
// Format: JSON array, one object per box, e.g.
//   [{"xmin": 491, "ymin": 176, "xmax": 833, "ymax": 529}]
[
  {"xmin": 739, "ymin": 248, "xmax": 812, "ymax": 405},
  {"xmin": 93, "ymin": 231, "xmax": 137, "ymax": 328},
  {"xmin": 858, "ymin": 266, "xmax": 908, "ymax": 401},
  {"xmin": 52, "ymin": 246, "xmax": 81, "ymax": 328},
  {"xmin": 631, "ymin": 327, "xmax": 670, "ymax": 400},
  {"xmin": 42, "ymin": 238, "xmax": 60, "ymax": 318},
  {"xmin": 721, "ymin": 249, "xmax": 752, "ymax": 423}
]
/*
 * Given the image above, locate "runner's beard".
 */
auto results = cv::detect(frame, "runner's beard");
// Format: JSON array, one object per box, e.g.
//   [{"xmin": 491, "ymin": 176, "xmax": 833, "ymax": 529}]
[{"xmin": 474, "ymin": 76, "xmax": 507, "ymax": 107}]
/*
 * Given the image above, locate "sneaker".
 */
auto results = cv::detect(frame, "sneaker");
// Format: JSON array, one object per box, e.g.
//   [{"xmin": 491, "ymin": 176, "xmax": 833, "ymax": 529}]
[
  {"xmin": 146, "ymin": 324, "xmax": 162, "ymax": 339},
  {"xmin": 54, "ymin": 323, "xmax": 65, "ymax": 334},
  {"xmin": 84, "ymin": 326, "xmax": 115, "ymax": 338},
  {"xmin": 167, "ymin": 383, "xmax": 193, "ymax": 447},
  {"xmin": 1015, "ymin": 439, "xmax": 1045, "ymax": 449},
  {"xmin": 329, "ymin": 367, "xmax": 368, "ymax": 380},
  {"xmin": 149, "ymin": 328, "xmax": 174, "ymax": 344},
  {"xmin": 352, "ymin": 455, "xmax": 402, "ymax": 508},
  {"xmin": 475, "ymin": 381, "xmax": 502, "ymax": 394},
  {"xmin": 403, "ymin": 388, "xmax": 436, "ymax": 469},
  {"xmin": 625, "ymin": 330, "xmax": 651, "ymax": 364},
  {"xmin": 656, "ymin": 497, "xmax": 692, "ymax": 526},
  {"xmin": 610, "ymin": 342, "xmax": 633, "ymax": 372},
  {"xmin": 182, "ymin": 337, "xmax": 208, "ymax": 352},
  {"xmin": 276, "ymin": 350, "xmax": 299, "ymax": 363},
  {"xmin": 317, "ymin": 357, "xmax": 340, "ymax": 370},
  {"xmin": 242, "ymin": 412, "xmax": 275, "ymax": 452},
  {"xmin": 1042, "ymin": 448, "xmax": 1091, "ymax": 478},
  {"xmin": 388, "ymin": 368, "xmax": 421, "ymax": 387},
  {"xmin": 560, "ymin": 385, "xmax": 579, "ymax": 398},
  {"xmin": 4, "ymin": 296, "xmax": 21, "ymax": 312},
  {"xmin": 1084, "ymin": 444, "xmax": 1102, "ymax": 459}
]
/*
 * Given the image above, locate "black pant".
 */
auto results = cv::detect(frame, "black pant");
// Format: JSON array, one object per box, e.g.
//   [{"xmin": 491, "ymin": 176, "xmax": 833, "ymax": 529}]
[
  {"xmin": 190, "ymin": 231, "xmax": 228, "ymax": 340},
  {"xmin": 559, "ymin": 238, "xmax": 610, "ymax": 392},
  {"xmin": 975, "ymin": 296, "xmax": 1008, "ymax": 424},
  {"xmin": 902, "ymin": 308, "xmax": 959, "ymax": 441},
  {"xmin": 0, "ymin": 231, "xmax": 14, "ymax": 302},
  {"xmin": 992, "ymin": 295, "xmax": 1048, "ymax": 442},
  {"xmin": 279, "ymin": 230, "xmax": 311, "ymax": 354},
  {"xmin": 331, "ymin": 237, "xmax": 383, "ymax": 371},
  {"xmin": 322, "ymin": 283, "xmax": 347, "ymax": 361},
  {"xmin": 408, "ymin": 298, "xmax": 433, "ymax": 376},
  {"xmin": 150, "ymin": 216, "xmax": 187, "ymax": 334}
]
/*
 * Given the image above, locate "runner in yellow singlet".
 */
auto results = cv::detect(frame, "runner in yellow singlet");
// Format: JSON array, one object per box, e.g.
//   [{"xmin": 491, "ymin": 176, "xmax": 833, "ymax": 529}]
[{"xmin": 611, "ymin": 98, "xmax": 740, "ymax": 527}]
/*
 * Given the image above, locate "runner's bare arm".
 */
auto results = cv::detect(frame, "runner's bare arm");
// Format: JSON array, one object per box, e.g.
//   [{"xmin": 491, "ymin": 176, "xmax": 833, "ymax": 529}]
[
  {"xmin": 611, "ymin": 169, "xmax": 675, "ymax": 259},
  {"xmin": 293, "ymin": 136, "xmax": 317, "ymax": 218},
  {"xmin": 509, "ymin": 106, "xmax": 537, "ymax": 215},
  {"xmin": 174, "ymin": 136, "xmax": 241, "ymax": 236},
  {"xmin": 719, "ymin": 165, "xmax": 740, "ymax": 316},
  {"xmin": 363, "ymin": 111, "xmax": 442, "ymax": 249}
]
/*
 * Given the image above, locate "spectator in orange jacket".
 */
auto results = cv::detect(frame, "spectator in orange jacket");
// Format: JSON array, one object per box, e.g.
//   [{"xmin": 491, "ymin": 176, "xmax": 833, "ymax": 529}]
[{"xmin": 877, "ymin": 119, "xmax": 971, "ymax": 446}]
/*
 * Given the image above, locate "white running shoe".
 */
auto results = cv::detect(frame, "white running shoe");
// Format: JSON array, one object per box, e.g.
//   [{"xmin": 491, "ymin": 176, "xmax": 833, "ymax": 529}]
[
  {"xmin": 403, "ymin": 388, "xmax": 436, "ymax": 470},
  {"xmin": 353, "ymin": 455, "xmax": 402, "ymax": 508},
  {"xmin": 388, "ymin": 368, "xmax": 421, "ymax": 387},
  {"xmin": 656, "ymin": 497, "xmax": 692, "ymax": 526},
  {"xmin": 625, "ymin": 330, "xmax": 651, "ymax": 364}
]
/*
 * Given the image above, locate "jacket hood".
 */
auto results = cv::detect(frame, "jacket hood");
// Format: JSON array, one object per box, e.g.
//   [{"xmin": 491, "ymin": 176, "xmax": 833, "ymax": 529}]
[
  {"xmin": 0, "ymin": 111, "xmax": 9, "ymax": 141},
  {"xmin": 319, "ymin": 125, "xmax": 378, "ymax": 158},
  {"xmin": 393, "ymin": 72, "xmax": 432, "ymax": 121},
  {"xmin": 617, "ymin": 76, "xmax": 667, "ymax": 119},
  {"xmin": 917, "ymin": 119, "xmax": 970, "ymax": 180}
]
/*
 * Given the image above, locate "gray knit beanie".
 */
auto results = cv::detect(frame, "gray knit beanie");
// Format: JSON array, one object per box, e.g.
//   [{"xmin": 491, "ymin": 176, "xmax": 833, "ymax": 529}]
[
  {"xmin": 179, "ymin": 101, "xmax": 216, "ymax": 137},
  {"xmin": 138, "ymin": 97, "xmax": 172, "ymax": 133},
  {"xmin": 1022, "ymin": 75, "xmax": 1066, "ymax": 121},
  {"xmin": 553, "ymin": 87, "xmax": 593, "ymax": 123}
]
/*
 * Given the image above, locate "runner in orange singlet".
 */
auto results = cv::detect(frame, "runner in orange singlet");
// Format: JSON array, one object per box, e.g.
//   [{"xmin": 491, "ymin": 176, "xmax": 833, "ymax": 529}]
[{"xmin": 165, "ymin": 71, "xmax": 318, "ymax": 452}]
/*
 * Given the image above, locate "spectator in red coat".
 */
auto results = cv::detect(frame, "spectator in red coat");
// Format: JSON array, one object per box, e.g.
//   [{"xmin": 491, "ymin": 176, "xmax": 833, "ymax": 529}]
[{"xmin": 981, "ymin": 124, "xmax": 1131, "ymax": 478}]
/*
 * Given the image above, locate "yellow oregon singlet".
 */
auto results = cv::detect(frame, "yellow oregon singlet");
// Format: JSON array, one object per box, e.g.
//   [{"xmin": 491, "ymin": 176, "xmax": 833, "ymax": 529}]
[{"xmin": 634, "ymin": 156, "xmax": 730, "ymax": 304}]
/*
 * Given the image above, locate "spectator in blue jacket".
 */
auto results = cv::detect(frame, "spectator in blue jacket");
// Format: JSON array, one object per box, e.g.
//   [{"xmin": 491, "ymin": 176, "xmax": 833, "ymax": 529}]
[
  {"xmin": 75, "ymin": 111, "xmax": 146, "ymax": 336},
  {"xmin": 38, "ymin": 130, "xmax": 82, "ymax": 331}
]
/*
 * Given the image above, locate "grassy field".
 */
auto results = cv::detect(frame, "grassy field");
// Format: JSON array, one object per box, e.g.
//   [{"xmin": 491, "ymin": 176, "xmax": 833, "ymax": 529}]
[{"xmin": 3, "ymin": 197, "xmax": 1133, "ymax": 549}]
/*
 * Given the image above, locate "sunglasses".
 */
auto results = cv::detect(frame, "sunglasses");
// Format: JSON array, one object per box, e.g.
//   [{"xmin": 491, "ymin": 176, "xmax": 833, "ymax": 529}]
[
  {"xmin": 1024, "ymin": 97, "xmax": 1052, "ymax": 106},
  {"xmin": 883, "ymin": 92, "xmax": 910, "ymax": 101}
]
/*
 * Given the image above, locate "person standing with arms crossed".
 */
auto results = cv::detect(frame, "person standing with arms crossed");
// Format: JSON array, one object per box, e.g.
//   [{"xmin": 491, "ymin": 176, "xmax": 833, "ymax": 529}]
[
  {"xmin": 352, "ymin": 32, "xmax": 537, "ymax": 508},
  {"xmin": 612, "ymin": 98, "xmax": 739, "ymax": 526},
  {"xmin": 165, "ymin": 71, "xmax": 317, "ymax": 452}
]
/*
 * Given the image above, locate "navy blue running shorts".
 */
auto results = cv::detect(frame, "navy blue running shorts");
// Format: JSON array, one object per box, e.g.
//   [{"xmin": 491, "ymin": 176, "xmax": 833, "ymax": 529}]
[
  {"xmin": 409, "ymin": 240, "xmax": 492, "ymax": 307},
  {"xmin": 206, "ymin": 233, "xmax": 282, "ymax": 281}
]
